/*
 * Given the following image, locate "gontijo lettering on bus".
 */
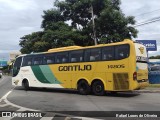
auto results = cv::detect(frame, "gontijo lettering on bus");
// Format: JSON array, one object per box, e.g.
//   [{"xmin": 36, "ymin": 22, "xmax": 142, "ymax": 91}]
[{"xmin": 58, "ymin": 65, "xmax": 92, "ymax": 71}]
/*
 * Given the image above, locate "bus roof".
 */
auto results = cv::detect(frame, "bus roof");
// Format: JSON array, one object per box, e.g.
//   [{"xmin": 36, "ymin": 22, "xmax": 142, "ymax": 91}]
[
  {"xmin": 47, "ymin": 39, "xmax": 133, "ymax": 52},
  {"xmin": 17, "ymin": 39, "xmax": 133, "ymax": 57},
  {"xmin": 48, "ymin": 46, "xmax": 82, "ymax": 52}
]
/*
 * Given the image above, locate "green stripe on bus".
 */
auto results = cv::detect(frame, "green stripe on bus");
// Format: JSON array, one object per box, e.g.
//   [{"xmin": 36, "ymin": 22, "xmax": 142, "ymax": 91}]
[
  {"xmin": 39, "ymin": 65, "xmax": 61, "ymax": 84},
  {"xmin": 31, "ymin": 66, "xmax": 50, "ymax": 83}
]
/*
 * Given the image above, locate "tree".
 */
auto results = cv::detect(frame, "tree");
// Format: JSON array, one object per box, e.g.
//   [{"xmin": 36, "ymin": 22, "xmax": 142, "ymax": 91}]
[
  {"xmin": 19, "ymin": 31, "xmax": 44, "ymax": 54},
  {"xmin": 41, "ymin": 9, "xmax": 65, "ymax": 30},
  {"xmin": 41, "ymin": 9, "xmax": 91, "ymax": 46},
  {"xmin": 20, "ymin": 8, "xmax": 90, "ymax": 54},
  {"xmin": 56, "ymin": 0, "xmax": 138, "ymax": 43},
  {"xmin": 149, "ymin": 55, "xmax": 160, "ymax": 59},
  {"xmin": 19, "ymin": 0, "xmax": 138, "ymax": 54}
]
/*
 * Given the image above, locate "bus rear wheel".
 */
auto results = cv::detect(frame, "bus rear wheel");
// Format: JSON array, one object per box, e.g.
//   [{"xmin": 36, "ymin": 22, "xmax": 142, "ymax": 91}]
[
  {"xmin": 22, "ymin": 80, "xmax": 30, "ymax": 91},
  {"xmin": 92, "ymin": 81, "xmax": 105, "ymax": 96},
  {"xmin": 77, "ymin": 80, "xmax": 90, "ymax": 95}
]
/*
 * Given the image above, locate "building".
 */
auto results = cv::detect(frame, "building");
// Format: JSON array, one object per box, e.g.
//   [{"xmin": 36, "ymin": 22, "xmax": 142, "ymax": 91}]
[
  {"xmin": 0, "ymin": 59, "xmax": 7, "ymax": 68},
  {"xmin": 9, "ymin": 51, "xmax": 21, "ymax": 62}
]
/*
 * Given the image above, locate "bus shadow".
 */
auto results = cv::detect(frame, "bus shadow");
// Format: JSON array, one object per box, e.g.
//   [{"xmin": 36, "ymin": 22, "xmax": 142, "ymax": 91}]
[
  {"xmin": 105, "ymin": 92, "xmax": 140, "ymax": 97},
  {"xmin": 14, "ymin": 87, "xmax": 140, "ymax": 97},
  {"xmin": 14, "ymin": 87, "xmax": 79, "ymax": 94}
]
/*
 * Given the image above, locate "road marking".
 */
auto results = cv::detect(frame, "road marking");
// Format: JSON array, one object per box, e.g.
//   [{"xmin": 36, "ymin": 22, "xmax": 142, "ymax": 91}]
[
  {"xmin": 40, "ymin": 117, "xmax": 54, "ymax": 120},
  {"xmin": 0, "ymin": 104, "xmax": 8, "ymax": 107},
  {"xmin": 0, "ymin": 88, "xmax": 39, "ymax": 111},
  {"xmin": 0, "ymin": 87, "xmax": 102, "ymax": 120},
  {"xmin": 0, "ymin": 90, "xmax": 12, "ymax": 100}
]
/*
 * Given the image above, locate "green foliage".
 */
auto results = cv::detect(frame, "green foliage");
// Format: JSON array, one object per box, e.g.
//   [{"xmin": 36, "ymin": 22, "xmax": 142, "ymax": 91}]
[
  {"xmin": 41, "ymin": 9, "xmax": 65, "ymax": 30},
  {"xmin": 149, "ymin": 55, "xmax": 160, "ymax": 59},
  {"xmin": 19, "ymin": 31, "xmax": 44, "ymax": 54},
  {"xmin": 56, "ymin": 0, "xmax": 138, "ymax": 43},
  {"xmin": 19, "ymin": 0, "xmax": 138, "ymax": 54}
]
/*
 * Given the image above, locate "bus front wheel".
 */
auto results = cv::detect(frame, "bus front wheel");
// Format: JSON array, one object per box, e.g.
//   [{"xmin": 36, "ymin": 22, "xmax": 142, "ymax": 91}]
[
  {"xmin": 77, "ymin": 80, "xmax": 90, "ymax": 95},
  {"xmin": 92, "ymin": 81, "xmax": 105, "ymax": 96},
  {"xmin": 22, "ymin": 80, "xmax": 30, "ymax": 90}
]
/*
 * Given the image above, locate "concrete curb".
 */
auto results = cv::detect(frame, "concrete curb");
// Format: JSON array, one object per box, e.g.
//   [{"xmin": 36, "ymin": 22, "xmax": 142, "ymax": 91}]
[{"xmin": 134, "ymin": 90, "xmax": 160, "ymax": 93}]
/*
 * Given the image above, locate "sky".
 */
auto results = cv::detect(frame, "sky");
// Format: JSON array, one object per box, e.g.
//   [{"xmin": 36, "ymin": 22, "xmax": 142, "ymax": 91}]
[{"xmin": 0, "ymin": 0, "xmax": 160, "ymax": 60}]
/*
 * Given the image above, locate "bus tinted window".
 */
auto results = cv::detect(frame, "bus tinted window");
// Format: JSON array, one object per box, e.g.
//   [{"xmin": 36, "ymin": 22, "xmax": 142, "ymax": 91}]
[
  {"xmin": 115, "ymin": 44, "xmax": 129, "ymax": 60},
  {"xmin": 70, "ymin": 50, "xmax": 83, "ymax": 62},
  {"xmin": 84, "ymin": 49, "xmax": 90, "ymax": 62},
  {"xmin": 33, "ymin": 56, "xmax": 43, "ymax": 65},
  {"xmin": 102, "ymin": 46, "xmax": 114, "ymax": 60},
  {"xmin": 56, "ymin": 52, "xmax": 69, "ymax": 63},
  {"xmin": 22, "ymin": 57, "xmax": 32, "ymax": 66},
  {"xmin": 44, "ymin": 54, "xmax": 55, "ymax": 64},
  {"xmin": 84, "ymin": 48, "xmax": 101, "ymax": 62},
  {"xmin": 90, "ymin": 48, "xmax": 101, "ymax": 61},
  {"xmin": 13, "ymin": 57, "xmax": 22, "ymax": 77}
]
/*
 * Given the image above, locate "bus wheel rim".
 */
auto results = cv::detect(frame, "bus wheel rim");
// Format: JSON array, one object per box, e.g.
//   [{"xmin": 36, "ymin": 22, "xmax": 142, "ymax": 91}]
[{"xmin": 96, "ymin": 85, "xmax": 102, "ymax": 92}]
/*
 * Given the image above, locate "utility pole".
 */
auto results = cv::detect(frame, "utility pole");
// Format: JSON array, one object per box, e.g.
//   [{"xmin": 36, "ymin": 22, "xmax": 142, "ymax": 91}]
[{"xmin": 91, "ymin": 4, "xmax": 97, "ymax": 45}]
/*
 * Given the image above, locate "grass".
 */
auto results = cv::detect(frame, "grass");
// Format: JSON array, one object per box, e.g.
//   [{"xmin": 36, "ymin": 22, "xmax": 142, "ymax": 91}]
[{"xmin": 148, "ymin": 84, "xmax": 160, "ymax": 88}]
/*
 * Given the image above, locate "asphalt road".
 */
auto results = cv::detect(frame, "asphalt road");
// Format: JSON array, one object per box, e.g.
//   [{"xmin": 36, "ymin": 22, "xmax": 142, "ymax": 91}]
[
  {"xmin": 0, "ymin": 76, "xmax": 13, "ymax": 99},
  {"xmin": 9, "ymin": 86, "xmax": 160, "ymax": 111},
  {"xmin": 1, "ymin": 76, "xmax": 160, "ymax": 119}
]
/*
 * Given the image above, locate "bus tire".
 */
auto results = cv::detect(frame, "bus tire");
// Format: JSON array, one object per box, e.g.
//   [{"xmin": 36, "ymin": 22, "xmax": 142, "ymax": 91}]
[
  {"xmin": 92, "ymin": 81, "xmax": 105, "ymax": 96},
  {"xmin": 77, "ymin": 80, "xmax": 90, "ymax": 95},
  {"xmin": 22, "ymin": 80, "xmax": 30, "ymax": 91}
]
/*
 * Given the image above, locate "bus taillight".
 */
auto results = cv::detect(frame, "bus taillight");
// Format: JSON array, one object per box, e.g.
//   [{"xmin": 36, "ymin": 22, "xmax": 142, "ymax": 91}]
[{"xmin": 133, "ymin": 72, "xmax": 137, "ymax": 80}]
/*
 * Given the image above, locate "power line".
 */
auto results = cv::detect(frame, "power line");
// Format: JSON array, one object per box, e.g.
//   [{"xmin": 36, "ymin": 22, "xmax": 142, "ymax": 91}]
[
  {"xmin": 134, "ymin": 18, "xmax": 160, "ymax": 27},
  {"xmin": 135, "ymin": 9, "xmax": 160, "ymax": 17},
  {"xmin": 136, "ymin": 16, "xmax": 160, "ymax": 25}
]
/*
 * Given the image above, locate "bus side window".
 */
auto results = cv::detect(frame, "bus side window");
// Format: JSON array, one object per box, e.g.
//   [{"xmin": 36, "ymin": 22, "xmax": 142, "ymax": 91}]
[
  {"xmin": 56, "ymin": 52, "xmax": 69, "ymax": 64},
  {"xmin": 90, "ymin": 48, "xmax": 101, "ymax": 61},
  {"xmin": 84, "ymin": 48, "xmax": 101, "ymax": 62},
  {"xmin": 90, "ymin": 56, "xmax": 95, "ymax": 61},
  {"xmin": 71, "ymin": 58, "xmax": 77, "ymax": 62},
  {"xmin": 80, "ymin": 57, "xmax": 83, "ymax": 62},
  {"xmin": 33, "ymin": 56, "xmax": 43, "ymax": 65},
  {"xmin": 56, "ymin": 58, "xmax": 60, "ymax": 63},
  {"xmin": 62, "ymin": 58, "xmax": 67, "ymax": 63},
  {"xmin": 115, "ymin": 44, "xmax": 129, "ymax": 60},
  {"xmin": 47, "ymin": 59, "xmax": 53, "ymax": 64},
  {"xmin": 69, "ymin": 50, "xmax": 84, "ymax": 62},
  {"xmin": 28, "ymin": 61, "xmax": 31, "ymax": 66},
  {"xmin": 22, "ymin": 57, "xmax": 32, "ymax": 66},
  {"xmin": 44, "ymin": 54, "xmax": 55, "ymax": 64},
  {"xmin": 102, "ymin": 46, "xmax": 114, "ymax": 60},
  {"xmin": 84, "ymin": 49, "xmax": 90, "ymax": 62}
]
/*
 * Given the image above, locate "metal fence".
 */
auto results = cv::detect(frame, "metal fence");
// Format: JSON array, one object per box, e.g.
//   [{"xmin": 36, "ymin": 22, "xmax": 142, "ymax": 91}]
[{"xmin": 148, "ymin": 62, "xmax": 160, "ymax": 84}]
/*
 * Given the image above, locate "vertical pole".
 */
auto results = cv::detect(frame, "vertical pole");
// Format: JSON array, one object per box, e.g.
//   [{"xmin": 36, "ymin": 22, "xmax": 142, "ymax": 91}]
[{"xmin": 91, "ymin": 4, "xmax": 97, "ymax": 45}]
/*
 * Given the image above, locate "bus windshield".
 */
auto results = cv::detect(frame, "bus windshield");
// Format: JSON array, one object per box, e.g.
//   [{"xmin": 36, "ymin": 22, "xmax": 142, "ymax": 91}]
[{"xmin": 135, "ymin": 43, "xmax": 148, "ymax": 63}]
